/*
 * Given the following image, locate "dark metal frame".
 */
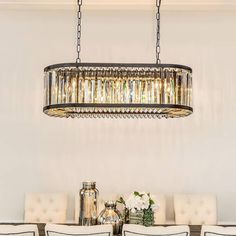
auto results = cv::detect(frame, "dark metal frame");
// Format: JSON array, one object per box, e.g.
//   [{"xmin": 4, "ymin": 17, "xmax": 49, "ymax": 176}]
[
  {"xmin": 44, "ymin": 63, "xmax": 192, "ymax": 73},
  {"xmin": 43, "ymin": 104, "xmax": 193, "ymax": 113}
]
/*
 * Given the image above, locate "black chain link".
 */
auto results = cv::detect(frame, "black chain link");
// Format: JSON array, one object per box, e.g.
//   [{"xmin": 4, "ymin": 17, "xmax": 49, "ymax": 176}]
[
  {"xmin": 156, "ymin": 0, "xmax": 161, "ymax": 64},
  {"xmin": 76, "ymin": 0, "xmax": 83, "ymax": 63},
  {"xmin": 76, "ymin": 0, "xmax": 161, "ymax": 64}
]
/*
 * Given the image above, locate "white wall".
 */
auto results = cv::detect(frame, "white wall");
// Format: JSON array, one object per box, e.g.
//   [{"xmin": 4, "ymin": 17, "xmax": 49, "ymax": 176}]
[{"xmin": 0, "ymin": 7, "xmax": 235, "ymax": 223}]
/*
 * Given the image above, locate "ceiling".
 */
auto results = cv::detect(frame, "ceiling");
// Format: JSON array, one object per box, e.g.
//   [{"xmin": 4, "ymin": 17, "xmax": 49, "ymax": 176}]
[{"xmin": 0, "ymin": 0, "xmax": 235, "ymax": 10}]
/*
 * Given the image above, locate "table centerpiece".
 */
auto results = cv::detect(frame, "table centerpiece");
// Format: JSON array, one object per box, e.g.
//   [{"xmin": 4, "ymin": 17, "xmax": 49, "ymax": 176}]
[{"xmin": 118, "ymin": 191, "xmax": 158, "ymax": 226}]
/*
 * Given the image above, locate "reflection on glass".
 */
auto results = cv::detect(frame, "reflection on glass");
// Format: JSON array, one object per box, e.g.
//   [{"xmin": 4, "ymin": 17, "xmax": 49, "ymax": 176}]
[{"xmin": 44, "ymin": 66, "xmax": 193, "ymax": 118}]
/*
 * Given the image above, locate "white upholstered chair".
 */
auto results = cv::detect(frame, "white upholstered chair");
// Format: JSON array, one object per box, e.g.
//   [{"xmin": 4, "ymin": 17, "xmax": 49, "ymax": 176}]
[
  {"xmin": 75, "ymin": 193, "xmax": 166, "ymax": 224},
  {"xmin": 24, "ymin": 193, "xmax": 68, "ymax": 223},
  {"xmin": 153, "ymin": 194, "xmax": 166, "ymax": 224},
  {"xmin": 45, "ymin": 224, "xmax": 113, "ymax": 236},
  {"xmin": 201, "ymin": 226, "xmax": 236, "ymax": 236},
  {"xmin": 0, "ymin": 224, "xmax": 39, "ymax": 236},
  {"xmin": 174, "ymin": 194, "xmax": 217, "ymax": 225},
  {"xmin": 122, "ymin": 224, "xmax": 190, "ymax": 236}
]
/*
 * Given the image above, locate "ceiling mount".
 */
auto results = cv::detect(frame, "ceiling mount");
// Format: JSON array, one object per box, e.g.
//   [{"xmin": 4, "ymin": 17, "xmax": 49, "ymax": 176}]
[{"xmin": 0, "ymin": 1, "xmax": 235, "ymax": 11}]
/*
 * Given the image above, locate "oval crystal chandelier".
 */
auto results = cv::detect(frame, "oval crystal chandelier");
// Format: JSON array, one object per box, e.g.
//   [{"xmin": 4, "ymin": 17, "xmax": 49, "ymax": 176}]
[{"xmin": 43, "ymin": 0, "xmax": 193, "ymax": 119}]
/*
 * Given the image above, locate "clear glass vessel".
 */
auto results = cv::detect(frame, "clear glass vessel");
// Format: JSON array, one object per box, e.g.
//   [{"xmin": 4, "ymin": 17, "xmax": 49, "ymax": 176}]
[
  {"xmin": 129, "ymin": 210, "xmax": 144, "ymax": 225},
  {"xmin": 143, "ymin": 209, "xmax": 154, "ymax": 226},
  {"xmin": 98, "ymin": 201, "xmax": 123, "ymax": 235},
  {"xmin": 79, "ymin": 181, "xmax": 99, "ymax": 226}
]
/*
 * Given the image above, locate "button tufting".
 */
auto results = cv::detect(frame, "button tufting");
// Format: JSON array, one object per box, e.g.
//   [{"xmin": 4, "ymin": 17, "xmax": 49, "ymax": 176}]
[
  {"xmin": 174, "ymin": 194, "xmax": 217, "ymax": 225},
  {"xmin": 25, "ymin": 193, "xmax": 67, "ymax": 223}
]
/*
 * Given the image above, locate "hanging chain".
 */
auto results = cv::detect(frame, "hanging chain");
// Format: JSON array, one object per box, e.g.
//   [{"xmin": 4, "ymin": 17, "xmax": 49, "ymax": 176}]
[
  {"xmin": 76, "ymin": 0, "xmax": 83, "ymax": 63},
  {"xmin": 75, "ymin": 0, "xmax": 161, "ymax": 64},
  {"xmin": 156, "ymin": 0, "xmax": 161, "ymax": 64}
]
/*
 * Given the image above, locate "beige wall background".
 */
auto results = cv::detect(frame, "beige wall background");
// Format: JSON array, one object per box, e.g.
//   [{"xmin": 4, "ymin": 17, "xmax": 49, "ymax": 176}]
[{"xmin": 0, "ymin": 6, "xmax": 235, "ymax": 223}]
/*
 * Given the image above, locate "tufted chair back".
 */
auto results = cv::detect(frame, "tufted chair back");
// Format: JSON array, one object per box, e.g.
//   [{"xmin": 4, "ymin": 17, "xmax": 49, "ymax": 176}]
[
  {"xmin": 153, "ymin": 194, "xmax": 166, "ymax": 224},
  {"xmin": 174, "ymin": 194, "xmax": 217, "ymax": 225},
  {"xmin": 24, "ymin": 193, "xmax": 68, "ymax": 223}
]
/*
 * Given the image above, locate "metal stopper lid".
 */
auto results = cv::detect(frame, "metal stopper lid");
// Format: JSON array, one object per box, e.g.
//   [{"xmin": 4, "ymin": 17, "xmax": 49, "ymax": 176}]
[
  {"xmin": 105, "ymin": 200, "xmax": 117, "ymax": 208},
  {"xmin": 82, "ymin": 181, "xmax": 96, "ymax": 189}
]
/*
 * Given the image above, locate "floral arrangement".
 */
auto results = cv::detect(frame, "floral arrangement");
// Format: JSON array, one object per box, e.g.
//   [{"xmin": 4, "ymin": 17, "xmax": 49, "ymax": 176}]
[{"xmin": 118, "ymin": 191, "xmax": 158, "ymax": 226}]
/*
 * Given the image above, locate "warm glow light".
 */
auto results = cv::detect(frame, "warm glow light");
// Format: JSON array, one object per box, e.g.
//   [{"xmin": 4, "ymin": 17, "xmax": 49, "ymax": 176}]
[{"xmin": 43, "ymin": 64, "xmax": 193, "ymax": 118}]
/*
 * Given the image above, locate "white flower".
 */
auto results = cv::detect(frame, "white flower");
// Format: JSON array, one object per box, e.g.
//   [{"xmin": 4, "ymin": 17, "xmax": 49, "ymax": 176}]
[
  {"xmin": 141, "ymin": 193, "xmax": 149, "ymax": 202},
  {"xmin": 126, "ymin": 194, "xmax": 142, "ymax": 211},
  {"xmin": 142, "ymin": 202, "xmax": 149, "ymax": 210},
  {"xmin": 124, "ymin": 191, "xmax": 159, "ymax": 212},
  {"xmin": 151, "ymin": 203, "xmax": 159, "ymax": 211}
]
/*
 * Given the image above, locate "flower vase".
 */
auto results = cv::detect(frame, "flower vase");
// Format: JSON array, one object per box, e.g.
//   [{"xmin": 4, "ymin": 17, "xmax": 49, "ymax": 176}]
[
  {"xmin": 129, "ymin": 210, "xmax": 144, "ymax": 225},
  {"xmin": 97, "ymin": 201, "xmax": 123, "ymax": 235},
  {"xmin": 143, "ymin": 209, "xmax": 154, "ymax": 227}
]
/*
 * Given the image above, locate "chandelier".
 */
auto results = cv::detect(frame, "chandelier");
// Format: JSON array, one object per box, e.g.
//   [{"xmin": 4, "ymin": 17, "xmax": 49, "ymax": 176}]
[{"xmin": 43, "ymin": 0, "xmax": 193, "ymax": 119}]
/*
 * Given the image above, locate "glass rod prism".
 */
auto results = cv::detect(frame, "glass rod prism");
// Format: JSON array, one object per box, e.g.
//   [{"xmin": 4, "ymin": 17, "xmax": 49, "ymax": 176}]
[{"xmin": 43, "ymin": 63, "xmax": 193, "ymax": 118}]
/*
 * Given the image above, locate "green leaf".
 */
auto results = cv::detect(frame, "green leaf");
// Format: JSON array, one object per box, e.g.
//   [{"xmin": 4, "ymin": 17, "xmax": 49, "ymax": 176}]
[
  {"xmin": 117, "ymin": 196, "xmax": 125, "ymax": 205},
  {"xmin": 134, "ymin": 191, "xmax": 140, "ymax": 196},
  {"xmin": 149, "ymin": 199, "xmax": 155, "ymax": 205}
]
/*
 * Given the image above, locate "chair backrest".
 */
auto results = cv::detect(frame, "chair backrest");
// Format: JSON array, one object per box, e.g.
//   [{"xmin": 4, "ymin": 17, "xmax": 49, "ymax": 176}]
[
  {"xmin": 153, "ymin": 194, "xmax": 166, "ymax": 224},
  {"xmin": 201, "ymin": 226, "xmax": 236, "ymax": 236},
  {"xmin": 122, "ymin": 224, "xmax": 190, "ymax": 236},
  {"xmin": 174, "ymin": 194, "xmax": 217, "ymax": 225},
  {"xmin": 45, "ymin": 224, "xmax": 113, "ymax": 236},
  {"xmin": 75, "ymin": 193, "xmax": 166, "ymax": 224},
  {"xmin": 24, "ymin": 193, "xmax": 68, "ymax": 223},
  {"xmin": 0, "ymin": 224, "xmax": 39, "ymax": 236}
]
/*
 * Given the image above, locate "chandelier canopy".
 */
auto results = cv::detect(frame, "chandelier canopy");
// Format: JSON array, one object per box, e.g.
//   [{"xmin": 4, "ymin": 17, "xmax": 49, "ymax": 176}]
[{"xmin": 43, "ymin": 0, "xmax": 193, "ymax": 119}]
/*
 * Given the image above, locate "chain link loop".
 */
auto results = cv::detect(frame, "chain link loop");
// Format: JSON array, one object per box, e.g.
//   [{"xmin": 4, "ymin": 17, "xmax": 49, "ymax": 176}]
[
  {"xmin": 76, "ymin": 0, "xmax": 161, "ymax": 64},
  {"xmin": 76, "ymin": 0, "xmax": 83, "ymax": 63},
  {"xmin": 156, "ymin": 0, "xmax": 161, "ymax": 64}
]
